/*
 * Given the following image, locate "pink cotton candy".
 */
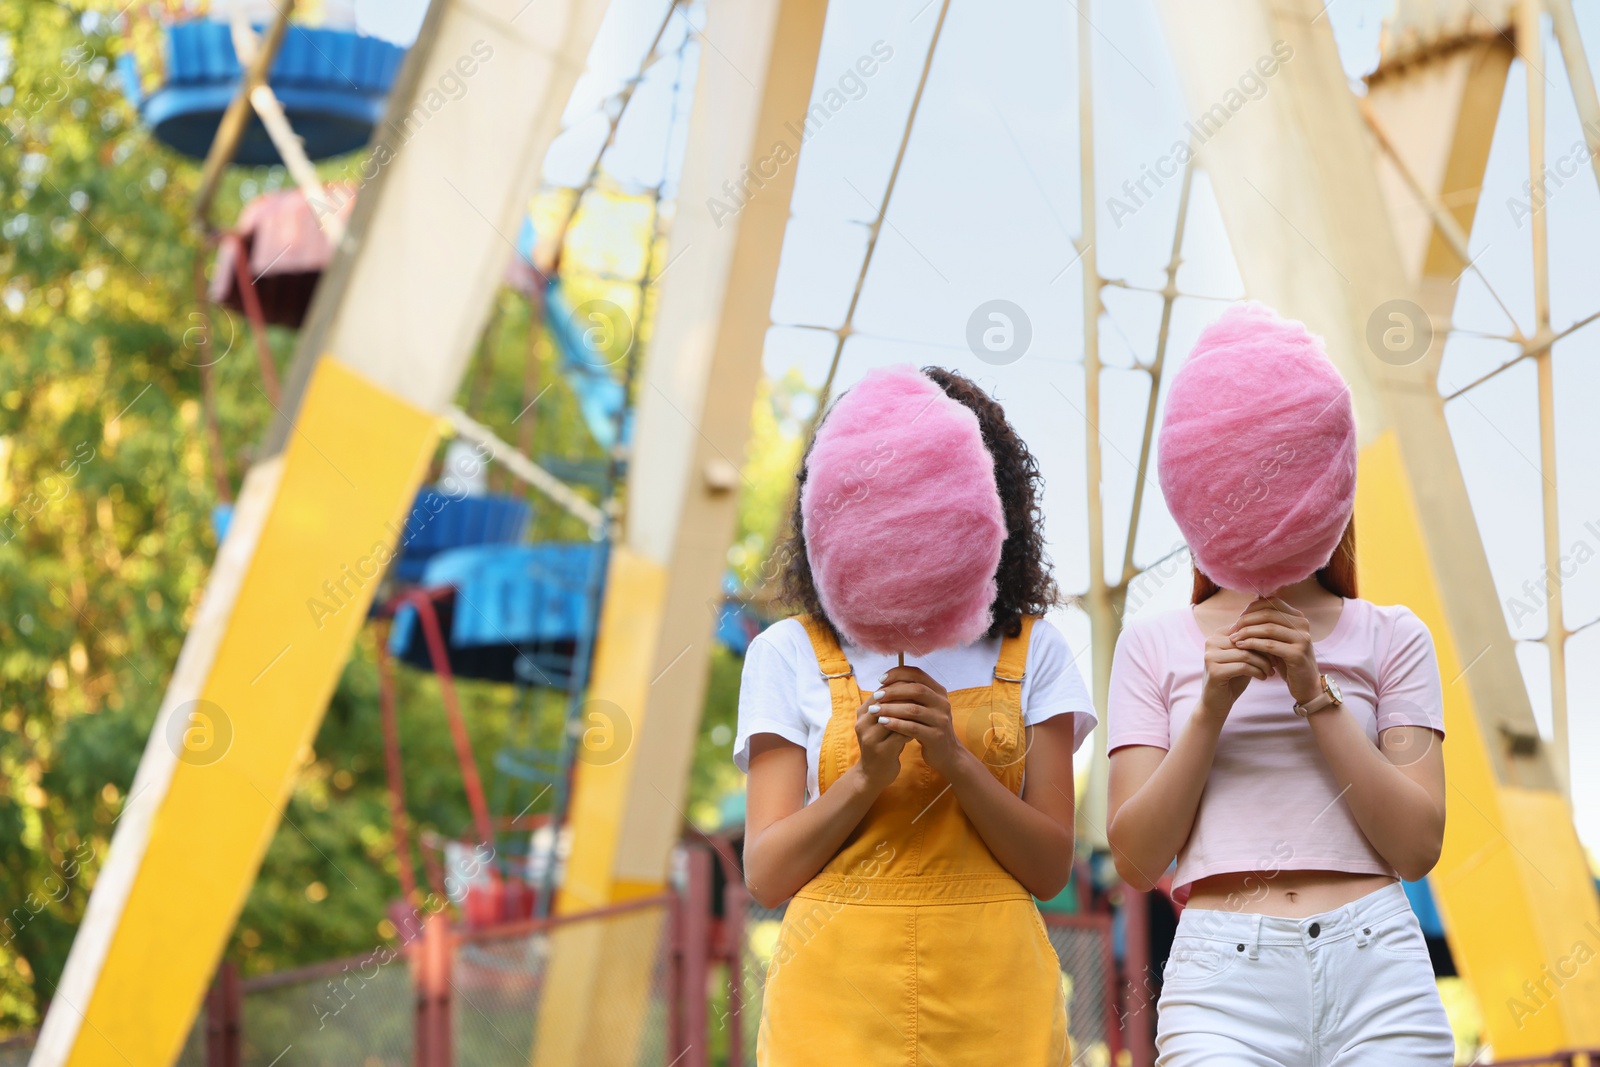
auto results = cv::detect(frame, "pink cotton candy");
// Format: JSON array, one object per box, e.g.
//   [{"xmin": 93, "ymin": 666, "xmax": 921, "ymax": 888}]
[
  {"xmin": 1157, "ymin": 302, "xmax": 1357, "ymax": 595},
  {"xmin": 801, "ymin": 365, "xmax": 1006, "ymax": 654}
]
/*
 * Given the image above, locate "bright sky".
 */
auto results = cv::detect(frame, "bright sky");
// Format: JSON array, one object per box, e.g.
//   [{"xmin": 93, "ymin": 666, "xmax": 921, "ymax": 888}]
[{"xmin": 533, "ymin": 0, "xmax": 1600, "ymax": 852}]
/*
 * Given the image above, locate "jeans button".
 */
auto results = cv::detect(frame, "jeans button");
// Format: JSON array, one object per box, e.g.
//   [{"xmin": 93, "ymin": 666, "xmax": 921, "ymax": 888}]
[{"xmin": 1308, "ymin": 922, "xmax": 1321, "ymax": 938}]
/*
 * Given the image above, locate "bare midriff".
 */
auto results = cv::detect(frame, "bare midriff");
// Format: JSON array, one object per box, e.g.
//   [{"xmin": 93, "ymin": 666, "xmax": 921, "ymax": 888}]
[{"xmin": 1184, "ymin": 869, "xmax": 1399, "ymax": 918}]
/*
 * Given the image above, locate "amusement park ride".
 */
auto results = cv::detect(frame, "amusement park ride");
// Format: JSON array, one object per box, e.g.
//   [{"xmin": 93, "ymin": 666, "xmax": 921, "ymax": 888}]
[{"xmin": 24, "ymin": 0, "xmax": 1600, "ymax": 1064}]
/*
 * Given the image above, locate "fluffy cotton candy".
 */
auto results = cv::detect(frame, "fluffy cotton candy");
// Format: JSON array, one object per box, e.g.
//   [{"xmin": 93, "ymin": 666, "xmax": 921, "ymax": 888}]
[
  {"xmin": 1157, "ymin": 302, "xmax": 1357, "ymax": 595},
  {"xmin": 801, "ymin": 365, "xmax": 1007, "ymax": 654}
]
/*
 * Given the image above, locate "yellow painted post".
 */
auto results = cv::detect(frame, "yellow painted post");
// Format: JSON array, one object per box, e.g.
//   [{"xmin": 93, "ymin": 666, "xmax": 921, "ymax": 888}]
[
  {"xmin": 1358, "ymin": 434, "xmax": 1600, "ymax": 1053},
  {"xmin": 32, "ymin": 1, "xmax": 613, "ymax": 1063},
  {"xmin": 47, "ymin": 362, "xmax": 438, "ymax": 1067},
  {"xmin": 531, "ymin": 0, "xmax": 830, "ymax": 1061}
]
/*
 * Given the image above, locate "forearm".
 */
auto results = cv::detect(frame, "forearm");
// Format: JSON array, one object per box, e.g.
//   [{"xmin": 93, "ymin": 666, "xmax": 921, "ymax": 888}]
[
  {"xmin": 743, "ymin": 764, "xmax": 881, "ymax": 907},
  {"xmin": 943, "ymin": 750, "xmax": 1074, "ymax": 898},
  {"xmin": 1306, "ymin": 711, "xmax": 1444, "ymax": 880},
  {"xmin": 1108, "ymin": 705, "xmax": 1226, "ymax": 889}
]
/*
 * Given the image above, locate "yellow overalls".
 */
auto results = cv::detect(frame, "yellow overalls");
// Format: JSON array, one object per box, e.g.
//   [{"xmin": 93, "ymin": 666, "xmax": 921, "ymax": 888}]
[{"xmin": 757, "ymin": 614, "xmax": 1071, "ymax": 1066}]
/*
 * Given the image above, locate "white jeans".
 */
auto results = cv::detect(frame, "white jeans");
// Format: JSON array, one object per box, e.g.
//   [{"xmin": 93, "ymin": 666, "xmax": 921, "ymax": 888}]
[{"xmin": 1155, "ymin": 882, "xmax": 1454, "ymax": 1065}]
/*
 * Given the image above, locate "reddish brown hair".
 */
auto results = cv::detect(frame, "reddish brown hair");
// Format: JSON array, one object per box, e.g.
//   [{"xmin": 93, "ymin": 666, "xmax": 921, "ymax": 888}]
[{"xmin": 1192, "ymin": 515, "xmax": 1357, "ymax": 603}]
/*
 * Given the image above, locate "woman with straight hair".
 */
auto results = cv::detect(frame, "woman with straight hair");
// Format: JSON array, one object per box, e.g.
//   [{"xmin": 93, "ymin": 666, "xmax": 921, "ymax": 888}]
[{"xmin": 1107, "ymin": 303, "xmax": 1454, "ymax": 1065}]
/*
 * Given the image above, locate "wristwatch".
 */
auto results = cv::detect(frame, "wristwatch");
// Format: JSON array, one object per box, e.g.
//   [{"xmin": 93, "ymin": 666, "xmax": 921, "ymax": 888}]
[{"xmin": 1293, "ymin": 674, "xmax": 1343, "ymax": 718}]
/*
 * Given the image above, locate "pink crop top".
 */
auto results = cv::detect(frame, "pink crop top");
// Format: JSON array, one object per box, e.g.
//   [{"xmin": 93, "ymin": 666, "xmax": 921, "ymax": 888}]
[{"xmin": 1107, "ymin": 597, "xmax": 1445, "ymax": 903}]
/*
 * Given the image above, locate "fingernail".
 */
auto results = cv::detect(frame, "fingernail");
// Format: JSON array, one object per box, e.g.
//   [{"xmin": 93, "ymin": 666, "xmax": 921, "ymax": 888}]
[
  {"xmin": 872, "ymin": 689, "xmax": 885, "ymax": 700},
  {"xmin": 878, "ymin": 673, "xmax": 888, "ymax": 684},
  {"xmin": 868, "ymin": 704, "xmax": 880, "ymax": 714}
]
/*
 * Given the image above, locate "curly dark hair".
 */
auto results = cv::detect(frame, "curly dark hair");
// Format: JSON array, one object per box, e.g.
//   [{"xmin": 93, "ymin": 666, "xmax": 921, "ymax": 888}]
[{"xmin": 775, "ymin": 366, "xmax": 1060, "ymax": 642}]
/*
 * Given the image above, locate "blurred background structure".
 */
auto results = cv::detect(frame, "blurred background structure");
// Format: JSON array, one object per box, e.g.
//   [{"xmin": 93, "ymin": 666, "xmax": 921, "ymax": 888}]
[{"xmin": 3, "ymin": 0, "xmax": 1600, "ymax": 1064}]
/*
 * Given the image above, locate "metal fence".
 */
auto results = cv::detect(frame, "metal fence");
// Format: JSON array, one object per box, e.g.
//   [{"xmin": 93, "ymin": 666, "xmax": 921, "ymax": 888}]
[
  {"xmin": 450, "ymin": 898, "xmax": 674, "ymax": 1066},
  {"xmin": 238, "ymin": 952, "xmax": 415, "ymax": 1067},
  {"xmin": 1042, "ymin": 914, "xmax": 1119, "ymax": 1067},
  {"xmin": 0, "ymin": 1033, "xmax": 34, "ymax": 1067},
  {"xmin": 727, "ymin": 898, "xmax": 787, "ymax": 1062},
  {"xmin": 177, "ymin": 1004, "xmax": 209, "ymax": 1067},
  {"xmin": 151, "ymin": 894, "xmax": 677, "ymax": 1067}
]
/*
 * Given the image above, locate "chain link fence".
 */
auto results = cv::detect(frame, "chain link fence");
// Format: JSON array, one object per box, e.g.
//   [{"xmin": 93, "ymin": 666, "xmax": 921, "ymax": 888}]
[
  {"xmin": 451, "ymin": 900, "xmax": 674, "ymax": 1066},
  {"xmin": 3, "ymin": 900, "xmax": 680, "ymax": 1067},
  {"xmin": 176, "ymin": 1007, "xmax": 209, "ymax": 1067},
  {"xmin": 0, "ymin": 1033, "xmax": 34, "ymax": 1067},
  {"xmin": 730, "ymin": 899, "xmax": 787, "ymax": 1059},
  {"xmin": 239, "ymin": 953, "xmax": 414, "ymax": 1067},
  {"xmin": 1043, "ymin": 914, "xmax": 1117, "ymax": 1067}
]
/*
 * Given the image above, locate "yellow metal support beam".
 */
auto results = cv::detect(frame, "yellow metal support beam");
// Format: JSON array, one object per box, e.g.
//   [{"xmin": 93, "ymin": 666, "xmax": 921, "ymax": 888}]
[
  {"xmin": 1358, "ymin": 433, "xmax": 1600, "ymax": 1051},
  {"xmin": 34, "ymin": 1, "xmax": 612, "ymax": 1062},
  {"xmin": 533, "ymin": 0, "xmax": 829, "ymax": 1060},
  {"xmin": 52, "ymin": 362, "xmax": 437, "ymax": 1067}
]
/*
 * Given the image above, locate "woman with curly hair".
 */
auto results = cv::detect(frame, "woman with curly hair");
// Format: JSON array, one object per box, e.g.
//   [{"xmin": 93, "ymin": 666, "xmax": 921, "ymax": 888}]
[{"xmin": 734, "ymin": 366, "xmax": 1096, "ymax": 1065}]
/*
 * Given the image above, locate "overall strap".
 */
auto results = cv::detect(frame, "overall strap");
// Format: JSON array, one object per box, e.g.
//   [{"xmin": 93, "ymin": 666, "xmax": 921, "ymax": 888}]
[
  {"xmin": 798, "ymin": 615, "xmax": 862, "ymax": 795},
  {"xmin": 992, "ymin": 615, "xmax": 1037, "ymax": 703},
  {"xmin": 797, "ymin": 614, "xmax": 858, "ymax": 713},
  {"xmin": 981, "ymin": 615, "xmax": 1038, "ymax": 789},
  {"xmin": 797, "ymin": 614, "xmax": 853, "ymax": 679}
]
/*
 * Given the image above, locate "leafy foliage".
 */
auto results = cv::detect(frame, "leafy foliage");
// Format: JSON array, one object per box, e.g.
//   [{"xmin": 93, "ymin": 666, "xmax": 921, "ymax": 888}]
[{"xmin": 2, "ymin": 1, "xmax": 229, "ymax": 1030}]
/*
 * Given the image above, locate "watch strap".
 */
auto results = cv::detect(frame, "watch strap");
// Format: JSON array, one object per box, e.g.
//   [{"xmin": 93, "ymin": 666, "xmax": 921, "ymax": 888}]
[{"xmin": 1294, "ymin": 675, "xmax": 1339, "ymax": 718}]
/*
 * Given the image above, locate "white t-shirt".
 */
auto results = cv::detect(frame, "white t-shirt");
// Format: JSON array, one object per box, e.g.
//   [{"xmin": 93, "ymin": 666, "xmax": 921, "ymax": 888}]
[{"xmin": 734, "ymin": 615, "xmax": 1098, "ymax": 802}]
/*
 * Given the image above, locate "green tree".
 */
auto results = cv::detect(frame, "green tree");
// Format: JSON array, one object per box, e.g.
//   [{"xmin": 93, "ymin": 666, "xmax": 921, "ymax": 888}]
[{"xmin": 2, "ymin": 1, "xmax": 231, "ymax": 1029}]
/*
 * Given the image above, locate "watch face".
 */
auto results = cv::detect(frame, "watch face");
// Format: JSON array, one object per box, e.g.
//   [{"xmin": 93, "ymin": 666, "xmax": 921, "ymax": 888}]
[{"xmin": 1325, "ymin": 676, "xmax": 1342, "ymax": 703}]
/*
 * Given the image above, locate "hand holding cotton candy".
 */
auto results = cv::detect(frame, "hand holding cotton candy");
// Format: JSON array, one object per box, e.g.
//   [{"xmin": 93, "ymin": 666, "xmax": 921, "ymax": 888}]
[
  {"xmin": 1158, "ymin": 302, "xmax": 1357, "ymax": 595},
  {"xmin": 801, "ymin": 365, "xmax": 1007, "ymax": 655}
]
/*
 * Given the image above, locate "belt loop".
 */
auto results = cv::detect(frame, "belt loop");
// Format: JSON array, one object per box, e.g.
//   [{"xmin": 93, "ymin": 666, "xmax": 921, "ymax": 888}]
[
  {"xmin": 1353, "ymin": 897, "xmax": 1374, "ymax": 947},
  {"xmin": 1247, "ymin": 914, "xmax": 1263, "ymax": 960}
]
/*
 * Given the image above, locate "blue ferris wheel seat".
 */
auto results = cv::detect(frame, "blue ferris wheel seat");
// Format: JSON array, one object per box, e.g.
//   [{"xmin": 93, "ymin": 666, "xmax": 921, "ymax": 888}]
[{"xmin": 136, "ymin": 21, "xmax": 405, "ymax": 165}]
